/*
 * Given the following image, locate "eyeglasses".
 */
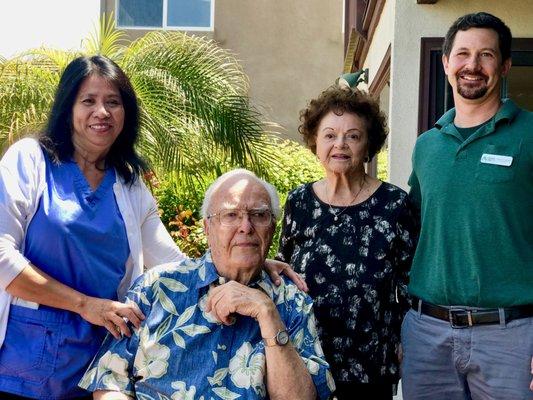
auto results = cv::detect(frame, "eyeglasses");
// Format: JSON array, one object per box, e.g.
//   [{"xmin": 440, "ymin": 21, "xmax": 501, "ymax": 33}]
[{"xmin": 207, "ymin": 208, "xmax": 273, "ymax": 227}]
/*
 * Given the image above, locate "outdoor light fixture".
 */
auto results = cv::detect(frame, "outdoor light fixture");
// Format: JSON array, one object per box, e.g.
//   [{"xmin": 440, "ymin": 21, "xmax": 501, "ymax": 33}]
[{"xmin": 336, "ymin": 68, "xmax": 369, "ymax": 88}]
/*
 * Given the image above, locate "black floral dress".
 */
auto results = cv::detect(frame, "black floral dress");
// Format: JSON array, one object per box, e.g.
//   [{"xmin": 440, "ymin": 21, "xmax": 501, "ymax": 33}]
[{"xmin": 277, "ymin": 182, "xmax": 418, "ymax": 385}]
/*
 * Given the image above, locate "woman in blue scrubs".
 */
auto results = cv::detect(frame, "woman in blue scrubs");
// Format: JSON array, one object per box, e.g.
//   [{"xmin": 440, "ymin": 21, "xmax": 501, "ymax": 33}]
[{"xmin": 0, "ymin": 56, "xmax": 186, "ymax": 399}]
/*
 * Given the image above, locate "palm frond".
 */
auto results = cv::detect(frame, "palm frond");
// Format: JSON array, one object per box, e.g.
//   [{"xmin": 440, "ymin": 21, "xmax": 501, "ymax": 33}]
[
  {"xmin": 0, "ymin": 59, "xmax": 59, "ymax": 152},
  {"xmin": 120, "ymin": 30, "xmax": 279, "ymax": 180},
  {"xmin": 83, "ymin": 12, "xmax": 127, "ymax": 59},
  {"xmin": 15, "ymin": 47, "xmax": 79, "ymax": 72}
]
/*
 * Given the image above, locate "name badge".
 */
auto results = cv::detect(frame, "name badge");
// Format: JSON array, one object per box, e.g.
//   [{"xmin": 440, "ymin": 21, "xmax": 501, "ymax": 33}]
[{"xmin": 480, "ymin": 153, "xmax": 513, "ymax": 167}]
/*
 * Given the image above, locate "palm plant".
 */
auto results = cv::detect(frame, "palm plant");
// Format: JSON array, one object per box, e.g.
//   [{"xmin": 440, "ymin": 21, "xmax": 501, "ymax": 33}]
[{"xmin": 0, "ymin": 14, "xmax": 279, "ymax": 185}]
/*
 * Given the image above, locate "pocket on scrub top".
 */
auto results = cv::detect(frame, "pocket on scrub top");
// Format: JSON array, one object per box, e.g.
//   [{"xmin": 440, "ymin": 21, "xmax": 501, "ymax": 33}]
[
  {"xmin": 475, "ymin": 143, "xmax": 519, "ymax": 183},
  {"xmin": 0, "ymin": 307, "xmax": 59, "ymax": 383}
]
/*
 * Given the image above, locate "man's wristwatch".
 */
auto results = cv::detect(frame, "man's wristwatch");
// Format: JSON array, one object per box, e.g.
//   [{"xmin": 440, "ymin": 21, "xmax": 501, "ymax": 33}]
[{"xmin": 263, "ymin": 329, "xmax": 289, "ymax": 347}]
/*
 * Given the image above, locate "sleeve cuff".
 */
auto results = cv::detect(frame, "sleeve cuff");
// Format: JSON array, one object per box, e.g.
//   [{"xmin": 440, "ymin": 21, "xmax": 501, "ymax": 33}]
[{"xmin": 0, "ymin": 250, "xmax": 29, "ymax": 289}]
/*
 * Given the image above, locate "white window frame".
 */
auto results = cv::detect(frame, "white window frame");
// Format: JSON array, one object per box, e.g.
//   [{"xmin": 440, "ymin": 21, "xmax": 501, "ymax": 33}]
[{"xmin": 116, "ymin": 0, "xmax": 214, "ymax": 31}]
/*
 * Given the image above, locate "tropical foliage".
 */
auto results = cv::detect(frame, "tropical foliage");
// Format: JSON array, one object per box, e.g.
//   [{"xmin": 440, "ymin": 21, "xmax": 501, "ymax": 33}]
[
  {"xmin": 377, "ymin": 147, "xmax": 388, "ymax": 182},
  {"xmin": 0, "ymin": 14, "xmax": 277, "ymax": 184}
]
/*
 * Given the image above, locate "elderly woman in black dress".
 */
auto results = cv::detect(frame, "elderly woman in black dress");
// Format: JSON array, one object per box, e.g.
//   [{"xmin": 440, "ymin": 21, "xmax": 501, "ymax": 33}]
[{"xmin": 277, "ymin": 86, "xmax": 418, "ymax": 400}]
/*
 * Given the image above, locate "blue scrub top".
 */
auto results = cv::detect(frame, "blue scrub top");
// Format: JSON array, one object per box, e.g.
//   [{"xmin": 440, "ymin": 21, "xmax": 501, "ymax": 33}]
[{"xmin": 0, "ymin": 153, "xmax": 130, "ymax": 399}]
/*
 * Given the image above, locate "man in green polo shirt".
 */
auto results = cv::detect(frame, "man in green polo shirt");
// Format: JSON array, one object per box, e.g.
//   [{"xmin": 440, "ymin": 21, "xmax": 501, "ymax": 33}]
[{"xmin": 401, "ymin": 12, "xmax": 533, "ymax": 399}]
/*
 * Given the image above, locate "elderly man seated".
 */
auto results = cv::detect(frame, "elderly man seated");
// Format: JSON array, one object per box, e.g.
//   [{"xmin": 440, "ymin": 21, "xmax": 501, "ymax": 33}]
[{"xmin": 79, "ymin": 169, "xmax": 335, "ymax": 399}]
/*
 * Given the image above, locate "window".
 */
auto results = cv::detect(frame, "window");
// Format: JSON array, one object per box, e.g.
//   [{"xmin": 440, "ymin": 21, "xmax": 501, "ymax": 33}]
[
  {"xmin": 504, "ymin": 39, "xmax": 533, "ymax": 111},
  {"xmin": 117, "ymin": 0, "xmax": 213, "ymax": 30},
  {"xmin": 418, "ymin": 38, "xmax": 533, "ymax": 134},
  {"xmin": 418, "ymin": 38, "xmax": 452, "ymax": 135}
]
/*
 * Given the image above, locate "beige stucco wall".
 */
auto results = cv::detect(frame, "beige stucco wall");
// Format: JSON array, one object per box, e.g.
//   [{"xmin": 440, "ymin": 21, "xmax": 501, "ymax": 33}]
[
  {"xmin": 389, "ymin": 0, "xmax": 533, "ymax": 189},
  {"xmin": 215, "ymin": 0, "xmax": 344, "ymax": 139},
  {"xmin": 104, "ymin": 0, "xmax": 344, "ymax": 140}
]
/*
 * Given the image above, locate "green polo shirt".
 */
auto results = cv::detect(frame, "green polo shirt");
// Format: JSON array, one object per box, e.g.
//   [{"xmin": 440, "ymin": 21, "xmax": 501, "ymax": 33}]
[{"xmin": 408, "ymin": 99, "xmax": 533, "ymax": 307}]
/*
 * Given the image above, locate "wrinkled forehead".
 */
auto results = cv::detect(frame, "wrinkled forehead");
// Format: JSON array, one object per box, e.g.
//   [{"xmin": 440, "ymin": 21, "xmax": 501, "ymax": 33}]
[{"xmin": 211, "ymin": 176, "xmax": 270, "ymax": 211}]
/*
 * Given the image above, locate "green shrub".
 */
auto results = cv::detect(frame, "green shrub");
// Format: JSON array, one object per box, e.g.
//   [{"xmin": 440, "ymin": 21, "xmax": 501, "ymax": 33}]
[
  {"xmin": 377, "ymin": 147, "xmax": 389, "ymax": 182},
  {"xmin": 146, "ymin": 172, "xmax": 208, "ymax": 258},
  {"xmin": 261, "ymin": 137, "xmax": 324, "ymax": 195},
  {"xmin": 260, "ymin": 137, "xmax": 324, "ymax": 257}
]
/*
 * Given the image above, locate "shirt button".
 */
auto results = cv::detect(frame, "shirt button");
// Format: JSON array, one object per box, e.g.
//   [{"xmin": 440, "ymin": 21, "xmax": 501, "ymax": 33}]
[{"xmin": 220, "ymin": 345, "xmax": 227, "ymax": 351}]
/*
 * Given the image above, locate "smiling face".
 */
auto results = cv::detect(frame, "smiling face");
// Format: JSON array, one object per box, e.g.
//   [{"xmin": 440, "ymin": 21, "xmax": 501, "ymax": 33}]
[
  {"xmin": 204, "ymin": 176, "xmax": 275, "ymax": 282},
  {"xmin": 71, "ymin": 74, "xmax": 125, "ymax": 159},
  {"xmin": 314, "ymin": 110, "xmax": 368, "ymax": 176},
  {"xmin": 443, "ymin": 28, "xmax": 511, "ymax": 104}
]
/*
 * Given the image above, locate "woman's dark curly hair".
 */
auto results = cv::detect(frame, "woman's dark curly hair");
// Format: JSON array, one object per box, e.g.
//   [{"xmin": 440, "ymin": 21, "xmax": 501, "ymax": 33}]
[{"xmin": 298, "ymin": 86, "xmax": 388, "ymax": 161}]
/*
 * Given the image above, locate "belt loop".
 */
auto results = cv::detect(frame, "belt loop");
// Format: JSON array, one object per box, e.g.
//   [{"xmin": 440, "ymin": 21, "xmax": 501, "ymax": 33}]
[
  {"xmin": 498, "ymin": 308, "xmax": 506, "ymax": 328},
  {"xmin": 417, "ymin": 299, "xmax": 422, "ymax": 317},
  {"xmin": 467, "ymin": 310, "xmax": 473, "ymax": 327}
]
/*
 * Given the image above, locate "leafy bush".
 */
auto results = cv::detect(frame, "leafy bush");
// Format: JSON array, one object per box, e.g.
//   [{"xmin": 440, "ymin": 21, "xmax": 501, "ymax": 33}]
[
  {"xmin": 146, "ymin": 172, "xmax": 208, "ymax": 258},
  {"xmin": 261, "ymin": 136, "xmax": 324, "ymax": 195},
  {"xmin": 377, "ymin": 147, "xmax": 389, "ymax": 182},
  {"xmin": 150, "ymin": 136, "xmax": 324, "ymax": 259},
  {"xmin": 260, "ymin": 136, "xmax": 324, "ymax": 257}
]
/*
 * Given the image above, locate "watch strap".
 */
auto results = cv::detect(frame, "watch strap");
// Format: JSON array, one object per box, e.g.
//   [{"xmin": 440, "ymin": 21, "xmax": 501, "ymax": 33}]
[
  {"xmin": 262, "ymin": 335, "xmax": 278, "ymax": 347},
  {"xmin": 262, "ymin": 329, "xmax": 289, "ymax": 347}
]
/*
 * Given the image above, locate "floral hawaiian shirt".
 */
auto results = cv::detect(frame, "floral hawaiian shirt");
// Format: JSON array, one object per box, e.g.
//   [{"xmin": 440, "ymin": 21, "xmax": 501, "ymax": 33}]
[{"xmin": 79, "ymin": 252, "xmax": 335, "ymax": 399}]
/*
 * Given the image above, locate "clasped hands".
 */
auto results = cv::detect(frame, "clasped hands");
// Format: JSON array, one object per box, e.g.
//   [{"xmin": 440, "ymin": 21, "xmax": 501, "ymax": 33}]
[{"xmin": 205, "ymin": 280, "xmax": 277, "ymax": 327}]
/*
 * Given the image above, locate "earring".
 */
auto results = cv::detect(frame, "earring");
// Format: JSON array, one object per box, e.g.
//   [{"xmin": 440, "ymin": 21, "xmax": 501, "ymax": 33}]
[{"xmin": 364, "ymin": 156, "xmax": 370, "ymax": 163}]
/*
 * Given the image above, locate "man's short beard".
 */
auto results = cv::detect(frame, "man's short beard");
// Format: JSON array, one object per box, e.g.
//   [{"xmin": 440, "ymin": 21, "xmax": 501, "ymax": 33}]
[
  {"xmin": 455, "ymin": 69, "xmax": 490, "ymax": 100},
  {"xmin": 457, "ymin": 82, "xmax": 489, "ymax": 100}
]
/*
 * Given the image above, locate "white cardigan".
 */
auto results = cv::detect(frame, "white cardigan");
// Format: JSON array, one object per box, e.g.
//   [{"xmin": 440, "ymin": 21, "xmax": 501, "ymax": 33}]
[{"xmin": 0, "ymin": 138, "xmax": 185, "ymax": 346}]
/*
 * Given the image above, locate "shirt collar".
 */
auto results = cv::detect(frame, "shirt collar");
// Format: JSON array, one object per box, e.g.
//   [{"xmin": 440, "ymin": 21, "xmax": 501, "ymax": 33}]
[
  {"xmin": 194, "ymin": 250, "xmax": 270, "ymax": 290},
  {"xmin": 435, "ymin": 98, "xmax": 521, "ymax": 131}
]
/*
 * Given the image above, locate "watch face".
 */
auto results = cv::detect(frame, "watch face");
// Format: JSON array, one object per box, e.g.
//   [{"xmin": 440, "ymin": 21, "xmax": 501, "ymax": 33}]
[{"xmin": 276, "ymin": 330, "xmax": 289, "ymax": 345}]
